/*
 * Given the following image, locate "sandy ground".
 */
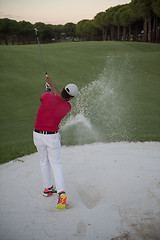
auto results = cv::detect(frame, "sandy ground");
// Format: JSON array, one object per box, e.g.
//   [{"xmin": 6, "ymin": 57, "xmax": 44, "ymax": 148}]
[{"xmin": 0, "ymin": 142, "xmax": 160, "ymax": 240}]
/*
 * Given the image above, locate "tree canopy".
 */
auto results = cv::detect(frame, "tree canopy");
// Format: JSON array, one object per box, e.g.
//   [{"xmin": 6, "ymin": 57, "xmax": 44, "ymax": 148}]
[{"xmin": 0, "ymin": 0, "xmax": 160, "ymax": 44}]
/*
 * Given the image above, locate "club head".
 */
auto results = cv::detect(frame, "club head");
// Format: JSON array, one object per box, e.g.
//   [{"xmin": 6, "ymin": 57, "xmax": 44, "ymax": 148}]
[{"xmin": 34, "ymin": 28, "xmax": 38, "ymax": 35}]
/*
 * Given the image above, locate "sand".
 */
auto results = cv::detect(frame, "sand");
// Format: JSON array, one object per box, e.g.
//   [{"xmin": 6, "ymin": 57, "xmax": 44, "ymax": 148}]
[{"xmin": 0, "ymin": 142, "xmax": 160, "ymax": 240}]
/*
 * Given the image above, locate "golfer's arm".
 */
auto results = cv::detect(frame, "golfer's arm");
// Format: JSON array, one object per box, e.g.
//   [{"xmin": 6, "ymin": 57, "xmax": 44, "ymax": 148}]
[{"xmin": 46, "ymin": 76, "xmax": 61, "ymax": 96}]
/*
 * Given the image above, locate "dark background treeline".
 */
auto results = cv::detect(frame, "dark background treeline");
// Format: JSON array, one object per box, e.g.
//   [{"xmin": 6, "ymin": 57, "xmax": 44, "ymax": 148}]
[{"xmin": 0, "ymin": 0, "xmax": 160, "ymax": 45}]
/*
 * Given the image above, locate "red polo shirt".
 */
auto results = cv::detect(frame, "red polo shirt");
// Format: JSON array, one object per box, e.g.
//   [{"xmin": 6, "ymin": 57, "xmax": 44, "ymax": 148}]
[{"xmin": 34, "ymin": 92, "xmax": 71, "ymax": 132}]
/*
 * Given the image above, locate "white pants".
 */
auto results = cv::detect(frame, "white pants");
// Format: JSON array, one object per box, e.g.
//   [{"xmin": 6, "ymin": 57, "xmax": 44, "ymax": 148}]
[{"xmin": 33, "ymin": 131, "xmax": 65, "ymax": 193}]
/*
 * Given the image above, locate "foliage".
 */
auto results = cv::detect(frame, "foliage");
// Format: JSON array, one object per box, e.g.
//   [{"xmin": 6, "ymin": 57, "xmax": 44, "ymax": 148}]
[
  {"xmin": 76, "ymin": 19, "xmax": 89, "ymax": 38},
  {"xmin": 152, "ymin": 0, "xmax": 160, "ymax": 16},
  {"xmin": 63, "ymin": 22, "xmax": 76, "ymax": 39},
  {"xmin": 131, "ymin": 0, "xmax": 153, "ymax": 19},
  {"xmin": 0, "ymin": 0, "xmax": 160, "ymax": 44},
  {"xmin": 94, "ymin": 12, "xmax": 107, "ymax": 30},
  {"xmin": 76, "ymin": 19, "xmax": 99, "ymax": 40}
]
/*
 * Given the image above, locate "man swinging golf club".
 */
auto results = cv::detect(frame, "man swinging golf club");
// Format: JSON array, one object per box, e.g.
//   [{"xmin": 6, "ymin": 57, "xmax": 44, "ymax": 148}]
[{"xmin": 33, "ymin": 75, "xmax": 78, "ymax": 209}]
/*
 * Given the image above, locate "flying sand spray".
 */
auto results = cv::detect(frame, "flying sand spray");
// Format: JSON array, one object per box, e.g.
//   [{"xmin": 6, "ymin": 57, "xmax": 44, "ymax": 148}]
[{"xmin": 61, "ymin": 54, "xmax": 134, "ymax": 145}]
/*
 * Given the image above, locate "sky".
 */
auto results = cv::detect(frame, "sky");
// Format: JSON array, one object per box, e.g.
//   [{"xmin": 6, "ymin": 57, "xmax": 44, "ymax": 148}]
[{"xmin": 0, "ymin": 0, "xmax": 131, "ymax": 25}]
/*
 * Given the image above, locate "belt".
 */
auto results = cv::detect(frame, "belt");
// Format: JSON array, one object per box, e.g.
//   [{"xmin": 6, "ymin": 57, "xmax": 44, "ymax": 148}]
[{"xmin": 34, "ymin": 129, "xmax": 58, "ymax": 134}]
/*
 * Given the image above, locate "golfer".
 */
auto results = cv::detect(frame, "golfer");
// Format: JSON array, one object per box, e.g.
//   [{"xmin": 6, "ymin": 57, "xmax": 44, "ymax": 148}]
[{"xmin": 33, "ymin": 75, "xmax": 78, "ymax": 209}]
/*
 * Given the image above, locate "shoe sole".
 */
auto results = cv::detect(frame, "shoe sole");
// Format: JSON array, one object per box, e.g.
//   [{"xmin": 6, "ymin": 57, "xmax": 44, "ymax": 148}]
[
  {"xmin": 56, "ymin": 194, "xmax": 67, "ymax": 209},
  {"xmin": 43, "ymin": 192, "xmax": 53, "ymax": 197}
]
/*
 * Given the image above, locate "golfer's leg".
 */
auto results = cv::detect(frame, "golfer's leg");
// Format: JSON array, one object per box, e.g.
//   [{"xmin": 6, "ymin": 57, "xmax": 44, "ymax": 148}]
[
  {"xmin": 47, "ymin": 134, "xmax": 65, "ymax": 193},
  {"xmin": 33, "ymin": 132, "xmax": 52, "ymax": 188},
  {"xmin": 36, "ymin": 144, "xmax": 53, "ymax": 189}
]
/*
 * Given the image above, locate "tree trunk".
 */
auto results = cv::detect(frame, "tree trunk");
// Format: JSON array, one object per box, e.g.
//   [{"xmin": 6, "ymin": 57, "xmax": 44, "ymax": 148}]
[
  {"xmin": 117, "ymin": 26, "xmax": 121, "ymax": 41},
  {"xmin": 156, "ymin": 17, "xmax": 160, "ymax": 43},
  {"xmin": 0, "ymin": 34, "xmax": 2, "ymax": 45},
  {"xmin": 4, "ymin": 34, "xmax": 8, "ymax": 45},
  {"xmin": 152, "ymin": 14, "xmax": 156, "ymax": 43},
  {"xmin": 12, "ymin": 37, "xmax": 15, "ymax": 45},
  {"xmin": 123, "ymin": 26, "xmax": 126, "ymax": 41},
  {"xmin": 104, "ymin": 28, "xmax": 107, "ymax": 41},
  {"xmin": 111, "ymin": 25, "xmax": 115, "ymax": 40},
  {"xmin": 143, "ymin": 18, "xmax": 148, "ymax": 42},
  {"xmin": 129, "ymin": 25, "xmax": 132, "ymax": 41},
  {"xmin": 102, "ymin": 29, "xmax": 105, "ymax": 41},
  {"xmin": 135, "ymin": 24, "xmax": 138, "ymax": 42},
  {"xmin": 148, "ymin": 14, "xmax": 152, "ymax": 42},
  {"xmin": 110, "ymin": 25, "xmax": 114, "ymax": 40}
]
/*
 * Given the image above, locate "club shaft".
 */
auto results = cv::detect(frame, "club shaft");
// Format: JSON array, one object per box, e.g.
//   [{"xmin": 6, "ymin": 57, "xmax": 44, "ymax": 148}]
[{"xmin": 36, "ymin": 35, "xmax": 47, "ymax": 75}]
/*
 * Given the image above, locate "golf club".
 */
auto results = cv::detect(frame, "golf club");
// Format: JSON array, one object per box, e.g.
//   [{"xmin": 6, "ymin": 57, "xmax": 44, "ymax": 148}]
[{"xmin": 34, "ymin": 28, "xmax": 48, "ymax": 76}]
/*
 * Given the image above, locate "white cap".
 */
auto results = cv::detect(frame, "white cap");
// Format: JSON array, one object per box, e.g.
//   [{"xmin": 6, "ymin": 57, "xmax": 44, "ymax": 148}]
[{"xmin": 65, "ymin": 84, "xmax": 78, "ymax": 97}]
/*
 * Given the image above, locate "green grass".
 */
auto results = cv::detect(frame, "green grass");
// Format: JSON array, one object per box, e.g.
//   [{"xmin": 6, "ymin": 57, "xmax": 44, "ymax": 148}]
[{"xmin": 0, "ymin": 41, "xmax": 160, "ymax": 163}]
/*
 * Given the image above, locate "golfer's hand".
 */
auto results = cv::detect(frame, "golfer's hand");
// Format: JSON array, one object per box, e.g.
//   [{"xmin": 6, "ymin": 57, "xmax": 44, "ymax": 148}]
[
  {"xmin": 45, "ymin": 75, "xmax": 61, "ymax": 96},
  {"xmin": 46, "ymin": 75, "xmax": 51, "ymax": 84}
]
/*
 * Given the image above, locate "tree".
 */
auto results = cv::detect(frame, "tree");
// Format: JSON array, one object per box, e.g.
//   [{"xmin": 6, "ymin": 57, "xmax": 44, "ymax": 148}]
[
  {"xmin": 94, "ymin": 12, "xmax": 107, "ymax": 40},
  {"xmin": 119, "ymin": 5, "xmax": 130, "ymax": 41},
  {"xmin": 34, "ymin": 22, "xmax": 46, "ymax": 42},
  {"xmin": 118, "ymin": 4, "xmax": 139, "ymax": 41},
  {"xmin": 42, "ymin": 24, "xmax": 55, "ymax": 43},
  {"xmin": 9, "ymin": 20, "xmax": 19, "ymax": 45},
  {"xmin": 52, "ymin": 25, "xmax": 64, "ymax": 41},
  {"xmin": 17, "ymin": 21, "xmax": 34, "ymax": 44},
  {"xmin": 152, "ymin": 0, "xmax": 160, "ymax": 42},
  {"xmin": 126, "ymin": 1, "xmax": 143, "ymax": 41},
  {"xmin": 76, "ymin": 19, "xmax": 89, "ymax": 40},
  {"xmin": 130, "ymin": 0, "xmax": 160, "ymax": 43},
  {"xmin": 84, "ymin": 20, "xmax": 100, "ymax": 40},
  {"xmin": 106, "ymin": 6, "xmax": 122, "ymax": 41},
  {"xmin": 114, "ymin": 5, "xmax": 126, "ymax": 41},
  {"xmin": 0, "ymin": 18, "xmax": 15, "ymax": 44},
  {"xmin": 63, "ymin": 22, "xmax": 76, "ymax": 40},
  {"xmin": 131, "ymin": 0, "xmax": 153, "ymax": 42}
]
